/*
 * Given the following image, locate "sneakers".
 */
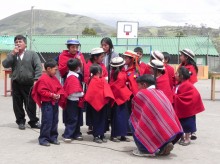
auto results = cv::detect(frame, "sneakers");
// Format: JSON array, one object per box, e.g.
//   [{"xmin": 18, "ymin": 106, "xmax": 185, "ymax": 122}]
[
  {"xmin": 73, "ymin": 136, "xmax": 83, "ymax": 141},
  {"xmin": 18, "ymin": 123, "xmax": 25, "ymax": 130},
  {"xmin": 190, "ymin": 133, "xmax": 197, "ymax": 140},
  {"xmin": 132, "ymin": 149, "xmax": 155, "ymax": 157},
  {"xmin": 93, "ymin": 137, "xmax": 102, "ymax": 144},
  {"xmin": 50, "ymin": 140, "xmax": 60, "ymax": 145},
  {"xmin": 158, "ymin": 142, "xmax": 174, "ymax": 155},
  {"xmin": 110, "ymin": 137, "xmax": 120, "ymax": 142},
  {"xmin": 30, "ymin": 122, "xmax": 41, "ymax": 129},
  {"xmin": 100, "ymin": 136, "xmax": 107, "ymax": 143},
  {"xmin": 40, "ymin": 142, "xmax": 50, "ymax": 147},
  {"xmin": 63, "ymin": 137, "xmax": 72, "ymax": 143}
]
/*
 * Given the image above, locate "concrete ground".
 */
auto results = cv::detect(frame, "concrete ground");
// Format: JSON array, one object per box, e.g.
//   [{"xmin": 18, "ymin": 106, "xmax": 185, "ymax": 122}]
[{"xmin": 0, "ymin": 79, "xmax": 220, "ymax": 164}]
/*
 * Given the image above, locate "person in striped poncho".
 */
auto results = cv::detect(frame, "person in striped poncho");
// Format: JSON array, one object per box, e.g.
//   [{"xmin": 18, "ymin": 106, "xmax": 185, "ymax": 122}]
[{"xmin": 130, "ymin": 74, "xmax": 183, "ymax": 157}]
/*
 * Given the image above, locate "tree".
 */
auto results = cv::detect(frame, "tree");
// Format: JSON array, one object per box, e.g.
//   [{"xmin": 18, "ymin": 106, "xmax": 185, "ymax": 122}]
[{"xmin": 82, "ymin": 27, "xmax": 97, "ymax": 35}]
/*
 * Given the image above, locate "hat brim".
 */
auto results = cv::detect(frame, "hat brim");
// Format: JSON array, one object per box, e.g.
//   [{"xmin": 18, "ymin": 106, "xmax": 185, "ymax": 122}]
[
  {"xmin": 148, "ymin": 62, "xmax": 165, "ymax": 70},
  {"xmin": 110, "ymin": 60, "xmax": 125, "ymax": 67},
  {"xmin": 151, "ymin": 52, "xmax": 164, "ymax": 62},
  {"xmin": 179, "ymin": 50, "xmax": 194, "ymax": 60}
]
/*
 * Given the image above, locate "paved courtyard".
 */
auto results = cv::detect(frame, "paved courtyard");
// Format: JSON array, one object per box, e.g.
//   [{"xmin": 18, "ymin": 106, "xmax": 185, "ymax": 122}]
[{"xmin": 0, "ymin": 79, "xmax": 220, "ymax": 164}]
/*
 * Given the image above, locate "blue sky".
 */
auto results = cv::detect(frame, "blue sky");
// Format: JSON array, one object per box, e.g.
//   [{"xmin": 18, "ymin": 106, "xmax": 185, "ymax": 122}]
[{"xmin": 1, "ymin": 0, "xmax": 220, "ymax": 28}]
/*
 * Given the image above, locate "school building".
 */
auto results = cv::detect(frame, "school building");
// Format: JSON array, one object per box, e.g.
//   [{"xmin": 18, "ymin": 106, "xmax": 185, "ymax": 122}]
[{"xmin": 0, "ymin": 35, "xmax": 219, "ymax": 79}]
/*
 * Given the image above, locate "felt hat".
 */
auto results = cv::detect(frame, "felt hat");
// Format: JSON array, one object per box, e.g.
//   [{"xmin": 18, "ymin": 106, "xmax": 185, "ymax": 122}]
[
  {"xmin": 148, "ymin": 59, "xmax": 165, "ymax": 70},
  {"xmin": 151, "ymin": 51, "xmax": 164, "ymax": 62},
  {"xmin": 65, "ymin": 38, "xmax": 80, "ymax": 45},
  {"xmin": 179, "ymin": 48, "xmax": 195, "ymax": 59},
  {"xmin": 90, "ymin": 47, "xmax": 104, "ymax": 55},
  {"xmin": 110, "ymin": 57, "xmax": 125, "ymax": 67}
]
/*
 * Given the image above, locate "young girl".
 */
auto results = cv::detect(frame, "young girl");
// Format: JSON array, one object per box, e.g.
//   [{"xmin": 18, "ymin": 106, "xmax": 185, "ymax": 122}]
[
  {"xmin": 109, "ymin": 57, "xmax": 132, "ymax": 142},
  {"xmin": 179, "ymin": 48, "xmax": 198, "ymax": 84},
  {"xmin": 149, "ymin": 59, "xmax": 173, "ymax": 103},
  {"xmin": 84, "ymin": 47, "xmax": 108, "ymax": 134},
  {"xmin": 85, "ymin": 64, "xmax": 115, "ymax": 143},
  {"xmin": 174, "ymin": 66, "xmax": 205, "ymax": 146},
  {"xmin": 121, "ymin": 50, "xmax": 140, "ymax": 135},
  {"xmin": 144, "ymin": 50, "xmax": 165, "ymax": 75}
]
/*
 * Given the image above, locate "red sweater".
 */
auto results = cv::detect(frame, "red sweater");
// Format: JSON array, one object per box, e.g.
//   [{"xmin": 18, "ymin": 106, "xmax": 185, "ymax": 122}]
[
  {"xmin": 58, "ymin": 50, "xmax": 86, "ymax": 78},
  {"xmin": 85, "ymin": 76, "xmax": 114, "ymax": 111},
  {"xmin": 144, "ymin": 64, "xmax": 151, "ymax": 74},
  {"xmin": 109, "ymin": 70, "xmax": 132, "ymax": 105},
  {"xmin": 32, "ymin": 73, "xmax": 66, "ymax": 108},
  {"xmin": 156, "ymin": 74, "xmax": 174, "ymax": 103},
  {"xmin": 174, "ymin": 80, "xmax": 204, "ymax": 119},
  {"xmin": 164, "ymin": 64, "xmax": 175, "ymax": 90},
  {"xmin": 125, "ymin": 66, "xmax": 139, "ymax": 95}
]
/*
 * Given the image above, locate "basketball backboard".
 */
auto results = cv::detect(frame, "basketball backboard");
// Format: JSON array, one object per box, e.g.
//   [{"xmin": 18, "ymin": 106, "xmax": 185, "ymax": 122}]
[{"xmin": 117, "ymin": 21, "xmax": 139, "ymax": 39}]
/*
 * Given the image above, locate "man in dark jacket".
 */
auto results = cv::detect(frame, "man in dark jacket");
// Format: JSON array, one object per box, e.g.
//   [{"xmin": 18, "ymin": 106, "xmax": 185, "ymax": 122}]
[{"xmin": 2, "ymin": 35, "xmax": 42, "ymax": 130}]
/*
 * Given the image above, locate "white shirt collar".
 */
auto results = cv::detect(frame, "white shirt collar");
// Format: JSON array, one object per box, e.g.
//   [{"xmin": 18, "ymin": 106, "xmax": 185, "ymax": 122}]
[
  {"xmin": 148, "ymin": 85, "xmax": 155, "ymax": 89},
  {"xmin": 67, "ymin": 71, "xmax": 79, "ymax": 78}
]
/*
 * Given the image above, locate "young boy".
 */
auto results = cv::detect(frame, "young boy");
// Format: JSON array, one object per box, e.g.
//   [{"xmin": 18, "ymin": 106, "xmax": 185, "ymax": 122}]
[
  {"xmin": 62, "ymin": 58, "xmax": 84, "ymax": 142},
  {"xmin": 32, "ymin": 60, "xmax": 66, "ymax": 146}
]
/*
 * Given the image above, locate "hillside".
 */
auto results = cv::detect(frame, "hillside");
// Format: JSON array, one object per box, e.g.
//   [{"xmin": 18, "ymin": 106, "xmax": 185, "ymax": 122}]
[
  {"xmin": 0, "ymin": 10, "xmax": 220, "ymax": 53},
  {"xmin": 0, "ymin": 10, "xmax": 115, "ymax": 35}
]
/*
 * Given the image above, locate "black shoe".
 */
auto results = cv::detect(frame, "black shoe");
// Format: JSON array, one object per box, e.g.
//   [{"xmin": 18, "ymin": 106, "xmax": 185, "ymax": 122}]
[
  {"xmin": 30, "ymin": 122, "xmax": 41, "ymax": 129},
  {"xmin": 50, "ymin": 140, "xmax": 60, "ymax": 145},
  {"xmin": 18, "ymin": 123, "xmax": 25, "ymax": 130},
  {"xmin": 73, "ymin": 136, "xmax": 83, "ymax": 141},
  {"xmin": 40, "ymin": 142, "xmax": 50, "ymax": 146},
  {"xmin": 120, "ymin": 136, "xmax": 130, "ymax": 142},
  {"xmin": 100, "ymin": 135, "xmax": 107, "ymax": 143}
]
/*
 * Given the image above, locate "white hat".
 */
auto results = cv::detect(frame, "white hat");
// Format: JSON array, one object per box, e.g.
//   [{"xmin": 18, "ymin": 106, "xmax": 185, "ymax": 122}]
[
  {"xmin": 179, "ymin": 48, "xmax": 195, "ymax": 59},
  {"xmin": 151, "ymin": 51, "xmax": 164, "ymax": 62},
  {"xmin": 90, "ymin": 47, "xmax": 104, "ymax": 55},
  {"xmin": 148, "ymin": 59, "xmax": 165, "ymax": 70},
  {"xmin": 122, "ymin": 50, "xmax": 140, "ymax": 58},
  {"xmin": 110, "ymin": 57, "xmax": 125, "ymax": 67}
]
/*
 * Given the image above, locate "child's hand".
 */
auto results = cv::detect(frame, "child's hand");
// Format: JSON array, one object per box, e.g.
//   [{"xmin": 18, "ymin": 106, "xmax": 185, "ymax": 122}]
[{"xmin": 52, "ymin": 94, "xmax": 60, "ymax": 100}]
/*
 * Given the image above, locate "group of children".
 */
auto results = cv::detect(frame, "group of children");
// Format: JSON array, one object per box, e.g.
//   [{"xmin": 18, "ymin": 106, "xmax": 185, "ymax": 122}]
[{"xmin": 31, "ymin": 38, "xmax": 204, "ymax": 152}]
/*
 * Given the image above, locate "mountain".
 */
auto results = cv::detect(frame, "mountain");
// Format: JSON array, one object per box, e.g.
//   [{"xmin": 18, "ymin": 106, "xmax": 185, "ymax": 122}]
[
  {"xmin": 0, "ymin": 10, "xmax": 115, "ymax": 35},
  {"xmin": 0, "ymin": 10, "xmax": 220, "ymax": 52}
]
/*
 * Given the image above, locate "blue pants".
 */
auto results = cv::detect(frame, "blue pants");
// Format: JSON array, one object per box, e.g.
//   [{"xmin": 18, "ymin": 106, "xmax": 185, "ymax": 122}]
[
  {"xmin": 129, "ymin": 120, "xmax": 150, "ymax": 153},
  {"xmin": 63, "ymin": 100, "xmax": 82, "ymax": 139},
  {"xmin": 39, "ymin": 102, "xmax": 59, "ymax": 144},
  {"xmin": 111, "ymin": 103, "xmax": 129, "ymax": 137},
  {"xmin": 90, "ymin": 104, "xmax": 108, "ymax": 137}
]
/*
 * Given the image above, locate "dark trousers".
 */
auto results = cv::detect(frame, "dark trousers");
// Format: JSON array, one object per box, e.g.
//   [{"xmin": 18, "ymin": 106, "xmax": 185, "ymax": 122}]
[
  {"xmin": 90, "ymin": 104, "xmax": 108, "ymax": 137},
  {"xmin": 63, "ymin": 100, "xmax": 82, "ymax": 139},
  {"xmin": 12, "ymin": 81, "xmax": 38, "ymax": 125},
  {"xmin": 111, "ymin": 103, "xmax": 129, "ymax": 137},
  {"xmin": 39, "ymin": 102, "xmax": 59, "ymax": 144},
  {"xmin": 129, "ymin": 120, "xmax": 150, "ymax": 153}
]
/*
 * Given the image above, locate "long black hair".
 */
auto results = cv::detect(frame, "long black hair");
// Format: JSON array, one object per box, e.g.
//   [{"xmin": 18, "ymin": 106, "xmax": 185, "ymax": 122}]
[
  {"xmin": 182, "ymin": 54, "xmax": 198, "ymax": 74},
  {"xmin": 101, "ymin": 37, "xmax": 114, "ymax": 53},
  {"xmin": 111, "ymin": 65, "xmax": 124, "ymax": 81},
  {"xmin": 178, "ymin": 66, "xmax": 191, "ymax": 81}
]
